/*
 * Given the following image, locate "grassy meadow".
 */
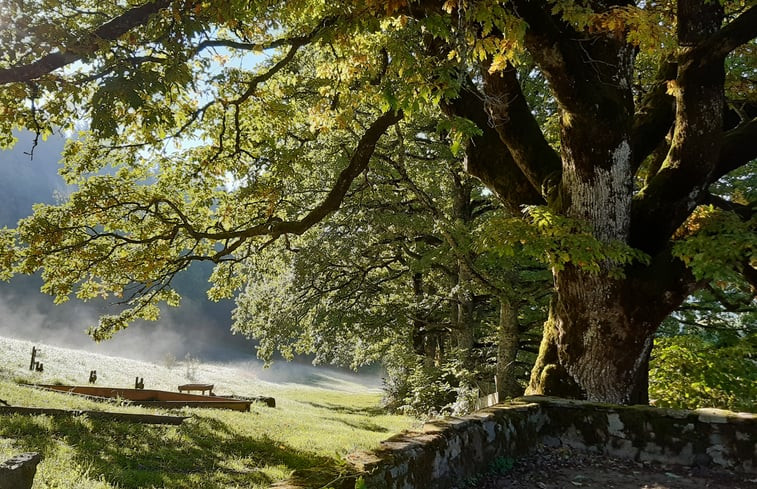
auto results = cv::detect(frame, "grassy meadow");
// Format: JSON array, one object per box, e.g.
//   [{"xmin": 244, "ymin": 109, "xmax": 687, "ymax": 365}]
[{"xmin": 0, "ymin": 337, "xmax": 417, "ymax": 488}]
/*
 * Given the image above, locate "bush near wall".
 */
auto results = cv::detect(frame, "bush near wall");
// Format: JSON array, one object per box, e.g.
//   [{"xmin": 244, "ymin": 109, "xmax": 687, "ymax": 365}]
[{"xmin": 649, "ymin": 333, "xmax": 757, "ymax": 413}]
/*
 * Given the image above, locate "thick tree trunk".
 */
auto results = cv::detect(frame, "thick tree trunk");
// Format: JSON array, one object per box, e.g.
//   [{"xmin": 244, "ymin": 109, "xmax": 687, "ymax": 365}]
[
  {"xmin": 434, "ymin": 0, "xmax": 745, "ymax": 405},
  {"xmin": 526, "ymin": 252, "xmax": 699, "ymax": 403},
  {"xmin": 525, "ymin": 270, "xmax": 654, "ymax": 403},
  {"xmin": 495, "ymin": 296, "xmax": 523, "ymax": 400},
  {"xmin": 525, "ymin": 2, "xmax": 728, "ymax": 405},
  {"xmin": 524, "ymin": 31, "xmax": 656, "ymax": 404},
  {"xmin": 411, "ymin": 272, "xmax": 439, "ymax": 366}
]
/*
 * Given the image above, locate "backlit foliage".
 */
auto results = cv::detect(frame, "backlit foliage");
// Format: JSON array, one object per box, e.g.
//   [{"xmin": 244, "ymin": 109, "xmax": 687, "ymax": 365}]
[
  {"xmin": 650, "ymin": 333, "xmax": 757, "ymax": 413},
  {"xmin": 0, "ymin": 0, "xmax": 754, "ymax": 407}
]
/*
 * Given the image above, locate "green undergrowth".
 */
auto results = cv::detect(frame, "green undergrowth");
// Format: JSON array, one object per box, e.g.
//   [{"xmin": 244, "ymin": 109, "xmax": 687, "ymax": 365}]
[{"xmin": 0, "ymin": 338, "xmax": 416, "ymax": 488}]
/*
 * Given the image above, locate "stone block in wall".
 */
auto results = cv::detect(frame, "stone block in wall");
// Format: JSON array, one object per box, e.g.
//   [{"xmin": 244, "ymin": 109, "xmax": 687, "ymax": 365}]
[{"xmin": 0, "ymin": 452, "xmax": 41, "ymax": 489}]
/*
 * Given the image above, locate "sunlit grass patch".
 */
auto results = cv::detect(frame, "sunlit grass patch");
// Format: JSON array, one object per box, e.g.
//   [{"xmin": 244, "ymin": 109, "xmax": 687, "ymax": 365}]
[{"xmin": 0, "ymin": 337, "xmax": 416, "ymax": 488}]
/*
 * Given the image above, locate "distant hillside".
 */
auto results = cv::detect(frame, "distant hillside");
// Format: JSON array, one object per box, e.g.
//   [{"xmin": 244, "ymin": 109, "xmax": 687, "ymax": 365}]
[{"xmin": 0, "ymin": 131, "xmax": 69, "ymax": 227}]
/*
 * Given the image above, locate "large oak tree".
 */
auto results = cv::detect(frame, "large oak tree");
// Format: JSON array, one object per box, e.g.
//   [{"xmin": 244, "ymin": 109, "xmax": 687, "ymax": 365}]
[{"xmin": 0, "ymin": 0, "xmax": 755, "ymax": 404}]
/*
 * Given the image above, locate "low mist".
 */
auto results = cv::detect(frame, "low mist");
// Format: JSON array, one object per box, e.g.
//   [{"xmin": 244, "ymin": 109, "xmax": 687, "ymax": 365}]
[{"xmin": 0, "ymin": 273, "xmax": 254, "ymax": 363}]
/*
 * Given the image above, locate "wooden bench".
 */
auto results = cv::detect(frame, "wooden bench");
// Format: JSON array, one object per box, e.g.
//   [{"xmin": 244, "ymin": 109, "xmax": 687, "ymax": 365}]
[{"xmin": 178, "ymin": 383, "xmax": 214, "ymax": 396}]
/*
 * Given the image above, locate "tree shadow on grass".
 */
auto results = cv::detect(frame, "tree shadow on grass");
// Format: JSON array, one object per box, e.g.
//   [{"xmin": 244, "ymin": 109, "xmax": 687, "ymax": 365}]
[
  {"xmin": 326, "ymin": 417, "xmax": 390, "ymax": 433},
  {"xmin": 302, "ymin": 401, "xmax": 386, "ymax": 417},
  {"xmin": 0, "ymin": 413, "xmax": 345, "ymax": 489}
]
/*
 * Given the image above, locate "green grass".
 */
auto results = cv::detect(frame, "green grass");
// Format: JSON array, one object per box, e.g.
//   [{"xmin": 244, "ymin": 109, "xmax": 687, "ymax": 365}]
[{"xmin": 0, "ymin": 337, "xmax": 417, "ymax": 488}]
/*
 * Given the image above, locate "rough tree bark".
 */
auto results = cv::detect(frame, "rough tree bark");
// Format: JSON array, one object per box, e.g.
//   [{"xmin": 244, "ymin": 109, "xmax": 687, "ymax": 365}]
[
  {"xmin": 451, "ymin": 176, "xmax": 477, "ymax": 373},
  {"xmin": 495, "ymin": 295, "xmax": 523, "ymax": 400}
]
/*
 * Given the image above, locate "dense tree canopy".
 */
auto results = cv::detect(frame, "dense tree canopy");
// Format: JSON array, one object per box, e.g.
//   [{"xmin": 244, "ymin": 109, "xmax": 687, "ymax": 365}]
[
  {"xmin": 230, "ymin": 123, "xmax": 550, "ymax": 412},
  {"xmin": 0, "ymin": 0, "xmax": 755, "ymax": 405}
]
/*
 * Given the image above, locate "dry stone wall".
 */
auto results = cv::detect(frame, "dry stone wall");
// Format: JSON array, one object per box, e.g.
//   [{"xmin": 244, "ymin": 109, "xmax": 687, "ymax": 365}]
[
  {"xmin": 531, "ymin": 396, "xmax": 756, "ymax": 474},
  {"xmin": 341, "ymin": 396, "xmax": 756, "ymax": 489},
  {"xmin": 346, "ymin": 402, "xmax": 542, "ymax": 489}
]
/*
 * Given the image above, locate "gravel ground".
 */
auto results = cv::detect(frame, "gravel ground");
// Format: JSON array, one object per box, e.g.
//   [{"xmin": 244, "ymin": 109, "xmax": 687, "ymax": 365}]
[{"xmin": 470, "ymin": 445, "xmax": 757, "ymax": 489}]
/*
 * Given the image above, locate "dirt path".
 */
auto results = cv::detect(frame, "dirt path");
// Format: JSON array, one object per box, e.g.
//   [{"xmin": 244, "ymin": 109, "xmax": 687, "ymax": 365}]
[{"xmin": 471, "ymin": 445, "xmax": 757, "ymax": 489}]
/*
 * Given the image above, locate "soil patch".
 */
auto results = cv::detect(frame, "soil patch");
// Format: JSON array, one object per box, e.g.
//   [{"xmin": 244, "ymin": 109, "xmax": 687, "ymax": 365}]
[{"xmin": 471, "ymin": 445, "xmax": 757, "ymax": 489}]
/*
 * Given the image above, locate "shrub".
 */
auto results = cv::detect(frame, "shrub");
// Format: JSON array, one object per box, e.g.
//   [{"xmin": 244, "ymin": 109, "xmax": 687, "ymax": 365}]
[
  {"xmin": 382, "ymin": 356, "xmax": 480, "ymax": 417},
  {"xmin": 649, "ymin": 333, "xmax": 756, "ymax": 413}
]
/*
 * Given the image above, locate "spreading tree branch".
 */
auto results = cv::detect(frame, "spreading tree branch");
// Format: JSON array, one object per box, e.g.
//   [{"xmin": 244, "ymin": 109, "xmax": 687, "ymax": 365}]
[
  {"xmin": 0, "ymin": 0, "xmax": 171, "ymax": 85},
  {"xmin": 688, "ymin": 4, "xmax": 757, "ymax": 66},
  {"xmin": 631, "ymin": 1, "xmax": 727, "ymax": 253},
  {"xmin": 480, "ymin": 63, "xmax": 561, "ymax": 204},
  {"xmin": 202, "ymin": 110, "xmax": 403, "ymax": 261},
  {"xmin": 631, "ymin": 60, "xmax": 677, "ymax": 172},
  {"xmin": 703, "ymin": 192, "xmax": 755, "ymax": 221},
  {"xmin": 713, "ymin": 117, "xmax": 757, "ymax": 181},
  {"xmin": 441, "ymin": 80, "xmax": 544, "ymax": 209},
  {"xmin": 194, "ymin": 16, "xmax": 336, "ymax": 57}
]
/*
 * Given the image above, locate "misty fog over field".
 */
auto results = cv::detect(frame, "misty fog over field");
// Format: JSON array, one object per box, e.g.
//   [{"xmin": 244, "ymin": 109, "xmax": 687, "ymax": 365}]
[{"xmin": 0, "ymin": 132, "xmax": 256, "ymax": 363}]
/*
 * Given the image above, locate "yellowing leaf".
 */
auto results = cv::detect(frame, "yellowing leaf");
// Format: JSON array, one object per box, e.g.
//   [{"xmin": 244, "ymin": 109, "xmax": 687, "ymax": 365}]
[{"xmin": 488, "ymin": 53, "xmax": 508, "ymax": 73}]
